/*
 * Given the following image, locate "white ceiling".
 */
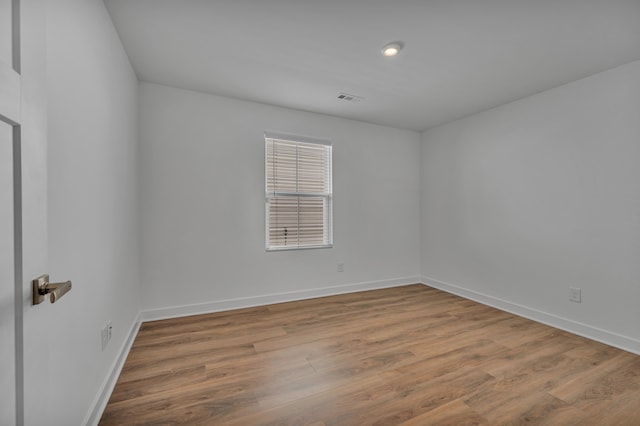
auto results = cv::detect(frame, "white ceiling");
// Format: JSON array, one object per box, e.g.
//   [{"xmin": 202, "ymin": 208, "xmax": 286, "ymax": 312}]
[{"xmin": 104, "ymin": 0, "xmax": 640, "ymax": 132}]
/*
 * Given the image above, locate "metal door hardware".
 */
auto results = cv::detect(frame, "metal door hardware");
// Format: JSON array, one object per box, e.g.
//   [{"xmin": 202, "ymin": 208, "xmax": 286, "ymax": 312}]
[{"xmin": 32, "ymin": 274, "xmax": 72, "ymax": 305}]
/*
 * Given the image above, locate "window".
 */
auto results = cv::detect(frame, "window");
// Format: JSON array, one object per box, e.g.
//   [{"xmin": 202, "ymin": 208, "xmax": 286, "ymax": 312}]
[{"xmin": 265, "ymin": 133, "xmax": 333, "ymax": 250}]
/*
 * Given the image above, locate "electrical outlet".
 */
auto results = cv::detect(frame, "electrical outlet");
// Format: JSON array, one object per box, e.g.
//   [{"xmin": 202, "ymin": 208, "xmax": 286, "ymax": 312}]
[
  {"xmin": 101, "ymin": 321, "xmax": 113, "ymax": 351},
  {"xmin": 569, "ymin": 287, "xmax": 581, "ymax": 303},
  {"xmin": 337, "ymin": 261, "xmax": 344, "ymax": 272}
]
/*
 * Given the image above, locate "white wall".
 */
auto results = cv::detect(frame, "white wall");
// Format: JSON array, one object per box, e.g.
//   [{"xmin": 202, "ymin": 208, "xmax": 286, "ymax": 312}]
[
  {"xmin": 47, "ymin": 0, "xmax": 140, "ymax": 424},
  {"xmin": 421, "ymin": 60, "xmax": 640, "ymax": 352},
  {"xmin": 139, "ymin": 82, "xmax": 421, "ymax": 314}
]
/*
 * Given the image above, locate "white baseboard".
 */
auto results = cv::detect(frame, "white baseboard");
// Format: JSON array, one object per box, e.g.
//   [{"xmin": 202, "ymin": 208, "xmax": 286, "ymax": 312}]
[
  {"xmin": 421, "ymin": 275, "xmax": 640, "ymax": 356},
  {"xmin": 83, "ymin": 312, "xmax": 142, "ymax": 426},
  {"xmin": 140, "ymin": 276, "xmax": 421, "ymax": 322}
]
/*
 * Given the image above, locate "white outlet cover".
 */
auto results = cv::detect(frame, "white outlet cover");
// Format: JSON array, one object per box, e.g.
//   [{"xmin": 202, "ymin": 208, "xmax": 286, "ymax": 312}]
[{"xmin": 569, "ymin": 287, "xmax": 581, "ymax": 303}]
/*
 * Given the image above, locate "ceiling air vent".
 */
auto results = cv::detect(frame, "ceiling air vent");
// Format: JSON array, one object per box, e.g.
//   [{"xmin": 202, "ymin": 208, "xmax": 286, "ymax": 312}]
[{"xmin": 337, "ymin": 93, "xmax": 364, "ymax": 102}]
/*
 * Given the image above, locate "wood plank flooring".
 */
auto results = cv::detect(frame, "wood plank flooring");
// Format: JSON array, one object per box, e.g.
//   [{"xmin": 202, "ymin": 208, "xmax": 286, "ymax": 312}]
[{"xmin": 99, "ymin": 284, "xmax": 640, "ymax": 425}]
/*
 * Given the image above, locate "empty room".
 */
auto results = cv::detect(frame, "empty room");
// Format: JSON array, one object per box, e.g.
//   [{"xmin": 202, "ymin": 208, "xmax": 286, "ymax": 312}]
[{"xmin": 2, "ymin": 0, "xmax": 640, "ymax": 425}]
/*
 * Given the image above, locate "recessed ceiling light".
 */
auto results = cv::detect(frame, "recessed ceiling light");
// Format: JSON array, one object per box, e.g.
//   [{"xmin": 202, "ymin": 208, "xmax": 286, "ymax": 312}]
[{"xmin": 382, "ymin": 41, "xmax": 404, "ymax": 57}]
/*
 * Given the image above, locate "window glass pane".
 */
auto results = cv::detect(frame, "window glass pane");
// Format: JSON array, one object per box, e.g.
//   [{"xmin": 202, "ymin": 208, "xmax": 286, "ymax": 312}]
[
  {"xmin": 268, "ymin": 196, "xmax": 298, "ymax": 247},
  {"xmin": 299, "ymin": 197, "xmax": 326, "ymax": 245},
  {"xmin": 297, "ymin": 144, "xmax": 327, "ymax": 193},
  {"xmin": 266, "ymin": 141, "xmax": 297, "ymax": 193}
]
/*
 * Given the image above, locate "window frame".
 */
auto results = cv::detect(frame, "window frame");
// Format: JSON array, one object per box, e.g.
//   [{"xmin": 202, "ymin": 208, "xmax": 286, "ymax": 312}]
[{"xmin": 264, "ymin": 132, "xmax": 333, "ymax": 251}]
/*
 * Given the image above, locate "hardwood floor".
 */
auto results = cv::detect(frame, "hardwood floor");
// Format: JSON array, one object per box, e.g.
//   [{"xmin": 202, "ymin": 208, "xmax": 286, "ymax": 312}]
[{"xmin": 99, "ymin": 284, "xmax": 640, "ymax": 425}]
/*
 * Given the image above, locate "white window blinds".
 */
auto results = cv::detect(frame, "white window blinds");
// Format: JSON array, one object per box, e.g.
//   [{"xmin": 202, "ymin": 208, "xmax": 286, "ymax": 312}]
[{"xmin": 265, "ymin": 135, "xmax": 333, "ymax": 250}]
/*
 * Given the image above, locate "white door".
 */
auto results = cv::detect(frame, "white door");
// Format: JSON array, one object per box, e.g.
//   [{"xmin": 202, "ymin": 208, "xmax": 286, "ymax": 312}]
[
  {"xmin": 1, "ymin": 1, "xmax": 47, "ymax": 425},
  {"xmin": 1, "ymin": 1, "xmax": 21, "ymax": 424}
]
